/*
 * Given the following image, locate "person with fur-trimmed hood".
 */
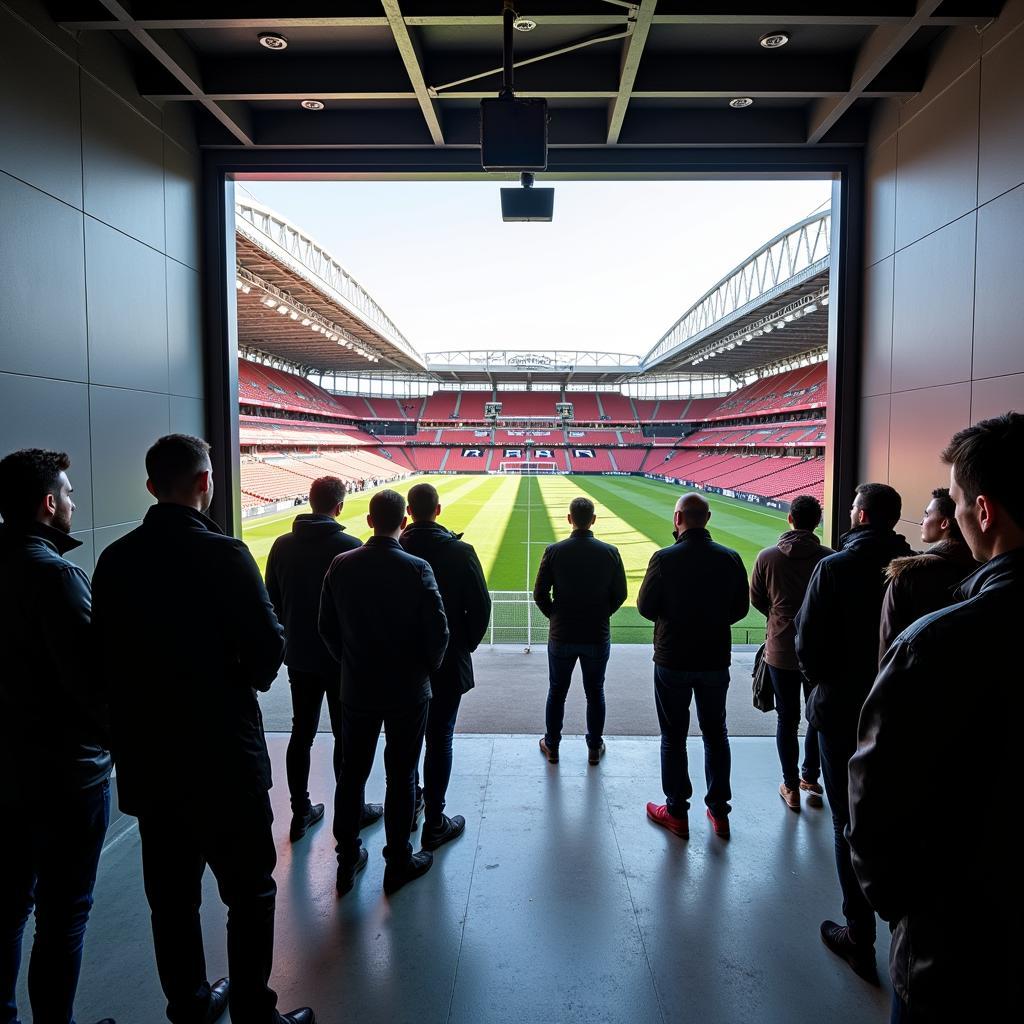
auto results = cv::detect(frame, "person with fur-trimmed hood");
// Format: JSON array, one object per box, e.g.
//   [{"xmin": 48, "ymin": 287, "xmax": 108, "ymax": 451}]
[{"xmin": 878, "ymin": 487, "xmax": 978, "ymax": 661}]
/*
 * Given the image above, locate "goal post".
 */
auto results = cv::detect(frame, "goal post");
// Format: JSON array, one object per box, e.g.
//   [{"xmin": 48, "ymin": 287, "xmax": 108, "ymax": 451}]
[{"xmin": 497, "ymin": 461, "xmax": 558, "ymax": 475}]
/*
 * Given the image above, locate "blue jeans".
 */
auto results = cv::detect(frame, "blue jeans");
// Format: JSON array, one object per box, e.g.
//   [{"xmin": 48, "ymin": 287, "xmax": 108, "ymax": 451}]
[
  {"xmin": 767, "ymin": 665, "xmax": 820, "ymax": 789},
  {"xmin": 1, "ymin": 780, "xmax": 110, "ymax": 1024},
  {"xmin": 654, "ymin": 666, "xmax": 732, "ymax": 818},
  {"xmin": 544, "ymin": 641, "xmax": 610, "ymax": 750},
  {"xmin": 423, "ymin": 688, "xmax": 463, "ymax": 827}
]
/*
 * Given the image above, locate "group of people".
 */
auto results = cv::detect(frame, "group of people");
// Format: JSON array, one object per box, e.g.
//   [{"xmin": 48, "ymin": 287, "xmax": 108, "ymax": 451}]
[{"xmin": 1, "ymin": 412, "xmax": 1020, "ymax": 1024}]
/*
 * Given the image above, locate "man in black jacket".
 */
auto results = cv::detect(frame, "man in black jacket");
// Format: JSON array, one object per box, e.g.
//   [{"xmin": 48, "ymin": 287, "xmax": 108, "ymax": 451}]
[
  {"xmin": 0, "ymin": 449, "xmax": 114, "ymax": 1024},
  {"xmin": 850, "ymin": 414, "xmax": 1024, "ymax": 1023},
  {"xmin": 637, "ymin": 493, "xmax": 749, "ymax": 840},
  {"xmin": 533, "ymin": 496, "xmax": 627, "ymax": 765},
  {"xmin": 320, "ymin": 489, "xmax": 448, "ymax": 897},
  {"xmin": 92, "ymin": 435, "xmax": 313, "ymax": 1024},
  {"xmin": 265, "ymin": 476, "xmax": 382, "ymax": 842},
  {"xmin": 795, "ymin": 482, "xmax": 911, "ymax": 981},
  {"xmin": 400, "ymin": 483, "xmax": 490, "ymax": 849}
]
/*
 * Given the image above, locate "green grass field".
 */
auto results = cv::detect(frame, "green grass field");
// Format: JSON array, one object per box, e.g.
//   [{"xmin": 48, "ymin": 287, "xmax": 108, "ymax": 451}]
[{"xmin": 242, "ymin": 474, "xmax": 800, "ymax": 643}]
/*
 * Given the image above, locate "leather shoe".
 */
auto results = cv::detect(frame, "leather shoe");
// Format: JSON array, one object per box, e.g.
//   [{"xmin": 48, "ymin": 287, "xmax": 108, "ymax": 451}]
[
  {"xmin": 279, "ymin": 1010, "xmax": 316, "ymax": 1024},
  {"xmin": 820, "ymin": 920, "xmax": 878, "ymax": 983},
  {"xmin": 360, "ymin": 802, "xmax": 384, "ymax": 829},
  {"xmin": 383, "ymin": 850, "xmax": 433, "ymax": 895},
  {"xmin": 92, "ymin": 1019, "xmax": 116, "ymax": 1023},
  {"xmin": 336, "ymin": 847, "xmax": 368, "ymax": 896},
  {"xmin": 421, "ymin": 813, "xmax": 466, "ymax": 851},
  {"xmin": 205, "ymin": 977, "xmax": 229, "ymax": 1022},
  {"xmin": 289, "ymin": 803, "xmax": 325, "ymax": 842}
]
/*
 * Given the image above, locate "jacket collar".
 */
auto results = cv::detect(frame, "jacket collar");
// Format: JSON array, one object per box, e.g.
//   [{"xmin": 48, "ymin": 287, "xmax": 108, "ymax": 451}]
[
  {"xmin": 674, "ymin": 526, "xmax": 711, "ymax": 544},
  {"xmin": 402, "ymin": 520, "xmax": 462, "ymax": 541},
  {"xmin": 291, "ymin": 513, "xmax": 345, "ymax": 533},
  {"xmin": 364, "ymin": 534, "xmax": 401, "ymax": 548},
  {"xmin": 955, "ymin": 546, "xmax": 1024, "ymax": 601},
  {"xmin": 0, "ymin": 520, "xmax": 82, "ymax": 556},
  {"xmin": 570, "ymin": 528, "xmax": 593, "ymax": 538},
  {"xmin": 838, "ymin": 524, "xmax": 909, "ymax": 554},
  {"xmin": 142, "ymin": 502, "xmax": 223, "ymax": 534}
]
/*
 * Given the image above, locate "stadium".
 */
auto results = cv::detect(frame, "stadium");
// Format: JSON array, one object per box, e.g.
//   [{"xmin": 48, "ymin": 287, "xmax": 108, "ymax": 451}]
[{"xmin": 237, "ymin": 198, "xmax": 831, "ymax": 642}]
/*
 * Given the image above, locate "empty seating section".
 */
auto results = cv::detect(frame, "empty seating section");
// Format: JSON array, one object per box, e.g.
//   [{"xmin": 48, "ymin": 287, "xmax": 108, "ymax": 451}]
[
  {"xmin": 632, "ymin": 399, "xmax": 659, "ymax": 422},
  {"xmin": 618, "ymin": 430, "xmax": 646, "ymax": 444},
  {"xmin": 238, "ymin": 359, "xmax": 365, "ymax": 419},
  {"xmin": 495, "ymin": 391, "xmax": 559, "ymax": 418},
  {"xmin": 597, "ymin": 392, "xmax": 636, "ymax": 422},
  {"xmin": 404, "ymin": 448, "xmax": 447, "ymax": 472},
  {"xmin": 457, "ymin": 392, "xmax": 489, "ymax": 420},
  {"xmin": 362, "ymin": 397, "xmax": 420, "ymax": 420},
  {"xmin": 564, "ymin": 430, "xmax": 619, "ymax": 445},
  {"xmin": 611, "ymin": 448, "xmax": 649, "ymax": 472},
  {"xmin": 564, "ymin": 391, "xmax": 601, "ymax": 420},
  {"xmin": 679, "ymin": 397, "xmax": 724, "ymax": 422},
  {"xmin": 239, "ymin": 416, "xmax": 379, "ymax": 448},
  {"xmin": 651, "ymin": 399, "xmax": 691, "ymax": 421},
  {"xmin": 492, "ymin": 429, "xmax": 558, "ymax": 445},
  {"xmin": 707, "ymin": 363, "xmax": 827, "ymax": 421},
  {"xmin": 444, "ymin": 448, "xmax": 496, "ymax": 472},
  {"xmin": 421, "ymin": 391, "xmax": 460, "ymax": 420},
  {"xmin": 441, "ymin": 429, "xmax": 496, "ymax": 444},
  {"xmin": 567, "ymin": 449, "xmax": 615, "ymax": 472}
]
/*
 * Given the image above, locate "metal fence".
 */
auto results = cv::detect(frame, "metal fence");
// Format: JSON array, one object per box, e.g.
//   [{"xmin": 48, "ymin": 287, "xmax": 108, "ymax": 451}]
[{"xmin": 486, "ymin": 592, "xmax": 765, "ymax": 649}]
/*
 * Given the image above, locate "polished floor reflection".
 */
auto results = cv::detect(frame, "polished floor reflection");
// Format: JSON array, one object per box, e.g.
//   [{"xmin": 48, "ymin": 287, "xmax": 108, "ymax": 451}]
[{"xmin": 29, "ymin": 736, "xmax": 892, "ymax": 1023}]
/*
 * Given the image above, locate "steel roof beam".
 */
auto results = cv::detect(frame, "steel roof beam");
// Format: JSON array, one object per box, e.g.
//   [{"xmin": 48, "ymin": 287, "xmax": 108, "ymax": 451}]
[
  {"xmin": 381, "ymin": 0, "xmax": 445, "ymax": 145},
  {"xmin": 608, "ymin": 0, "xmax": 657, "ymax": 144}
]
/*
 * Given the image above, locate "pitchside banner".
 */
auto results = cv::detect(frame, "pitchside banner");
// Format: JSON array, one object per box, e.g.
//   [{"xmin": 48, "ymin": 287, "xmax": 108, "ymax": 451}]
[
  {"xmin": 461, "ymin": 448, "xmax": 483, "ymax": 457},
  {"xmin": 573, "ymin": 448, "xmax": 594, "ymax": 458},
  {"xmin": 643, "ymin": 474, "xmax": 792, "ymax": 512}
]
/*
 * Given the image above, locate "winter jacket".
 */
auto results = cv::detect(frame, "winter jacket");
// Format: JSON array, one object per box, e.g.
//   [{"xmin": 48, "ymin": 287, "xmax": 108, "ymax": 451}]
[
  {"xmin": 795, "ymin": 525, "xmax": 912, "ymax": 733},
  {"xmin": 0, "ymin": 523, "xmax": 111, "ymax": 803},
  {"xmin": 877, "ymin": 539, "xmax": 978, "ymax": 661},
  {"xmin": 750, "ymin": 529, "xmax": 833, "ymax": 671},
  {"xmin": 637, "ymin": 528, "xmax": 749, "ymax": 671},
  {"xmin": 849, "ymin": 547, "xmax": 1024, "ymax": 1019},
  {"xmin": 533, "ymin": 528, "xmax": 628, "ymax": 645},
  {"xmin": 265, "ymin": 514, "xmax": 361, "ymax": 676},
  {"xmin": 92, "ymin": 503, "xmax": 284, "ymax": 816},
  {"xmin": 400, "ymin": 520, "xmax": 491, "ymax": 695},
  {"xmin": 318, "ymin": 536, "xmax": 449, "ymax": 712}
]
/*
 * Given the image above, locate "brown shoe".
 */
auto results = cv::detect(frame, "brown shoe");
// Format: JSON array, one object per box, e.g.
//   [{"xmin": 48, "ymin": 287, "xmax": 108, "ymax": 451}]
[
  {"xmin": 539, "ymin": 737, "xmax": 558, "ymax": 764},
  {"xmin": 799, "ymin": 778, "xmax": 824, "ymax": 795},
  {"xmin": 779, "ymin": 782, "xmax": 801, "ymax": 811}
]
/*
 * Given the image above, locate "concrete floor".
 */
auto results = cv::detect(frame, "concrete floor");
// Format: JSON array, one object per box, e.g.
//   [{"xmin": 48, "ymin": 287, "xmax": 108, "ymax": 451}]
[{"xmin": 22, "ymin": 735, "xmax": 891, "ymax": 1024}]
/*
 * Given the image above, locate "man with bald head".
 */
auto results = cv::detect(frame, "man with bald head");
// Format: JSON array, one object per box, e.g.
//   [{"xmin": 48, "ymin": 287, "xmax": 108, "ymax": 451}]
[{"xmin": 638, "ymin": 492, "xmax": 750, "ymax": 839}]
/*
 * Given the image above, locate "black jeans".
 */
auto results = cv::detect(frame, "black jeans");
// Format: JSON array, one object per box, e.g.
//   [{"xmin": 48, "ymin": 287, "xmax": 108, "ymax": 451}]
[
  {"xmin": 767, "ymin": 665, "xmax": 820, "ymax": 789},
  {"xmin": 423, "ymin": 687, "xmax": 463, "ymax": 827},
  {"xmin": 818, "ymin": 725, "xmax": 876, "ymax": 946},
  {"xmin": 654, "ymin": 665, "xmax": 732, "ymax": 818},
  {"xmin": 286, "ymin": 668, "xmax": 342, "ymax": 815},
  {"xmin": 136, "ymin": 794, "xmax": 280, "ymax": 1024},
  {"xmin": 544, "ymin": 641, "xmax": 610, "ymax": 750},
  {"xmin": 890, "ymin": 991, "xmax": 911, "ymax": 1024},
  {"xmin": 334, "ymin": 700, "xmax": 428, "ymax": 868},
  {"xmin": 1, "ymin": 780, "xmax": 109, "ymax": 1024}
]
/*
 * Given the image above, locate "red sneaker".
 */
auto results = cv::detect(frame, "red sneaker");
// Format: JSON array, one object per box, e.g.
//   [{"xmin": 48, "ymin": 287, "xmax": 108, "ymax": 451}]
[
  {"xmin": 706, "ymin": 808, "xmax": 731, "ymax": 838},
  {"xmin": 646, "ymin": 802, "xmax": 688, "ymax": 838}
]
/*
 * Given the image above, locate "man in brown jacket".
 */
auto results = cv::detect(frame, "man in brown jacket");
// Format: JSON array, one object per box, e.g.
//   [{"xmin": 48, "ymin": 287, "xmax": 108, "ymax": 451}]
[
  {"xmin": 750, "ymin": 495, "xmax": 832, "ymax": 811},
  {"xmin": 878, "ymin": 486, "xmax": 977, "ymax": 660}
]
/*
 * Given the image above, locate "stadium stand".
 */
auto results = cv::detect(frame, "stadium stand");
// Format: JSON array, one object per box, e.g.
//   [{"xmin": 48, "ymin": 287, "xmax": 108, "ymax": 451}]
[
  {"xmin": 494, "ymin": 391, "xmax": 559, "ymax": 419},
  {"xmin": 596, "ymin": 392, "xmax": 636, "ymax": 422},
  {"xmin": 564, "ymin": 391, "xmax": 601, "ymax": 421},
  {"xmin": 421, "ymin": 391, "xmax": 461, "ymax": 420},
  {"xmin": 457, "ymin": 391, "xmax": 490, "ymax": 420},
  {"xmin": 611, "ymin": 448, "xmax": 649, "ymax": 472}
]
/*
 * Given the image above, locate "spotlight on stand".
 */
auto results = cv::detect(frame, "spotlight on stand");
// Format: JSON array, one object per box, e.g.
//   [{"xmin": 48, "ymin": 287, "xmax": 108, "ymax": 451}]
[{"xmin": 501, "ymin": 172, "xmax": 554, "ymax": 222}]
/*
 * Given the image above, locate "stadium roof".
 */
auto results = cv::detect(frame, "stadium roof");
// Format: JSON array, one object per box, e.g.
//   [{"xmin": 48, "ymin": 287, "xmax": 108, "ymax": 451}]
[{"xmin": 423, "ymin": 350, "xmax": 641, "ymax": 385}]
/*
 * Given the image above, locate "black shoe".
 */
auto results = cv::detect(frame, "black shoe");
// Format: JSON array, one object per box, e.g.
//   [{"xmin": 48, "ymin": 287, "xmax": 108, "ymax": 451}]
[
  {"xmin": 383, "ymin": 850, "xmax": 433, "ymax": 895},
  {"xmin": 410, "ymin": 789, "xmax": 425, "ymax": 833},
  {"xmin": 539, "ymin": 737, "xmax": 558, "ymax": 763},
  {"xmin": 421, "ymin": 813, "xmax": 466, "ymax": 851},
  {"xmin": 279, "ymin": 1010, "xmax": 316, "ymax": 1024},
  {"xmin": 588, "ymin": 741, "xmax": 606, "ymax": 766},
  {"xmin": 92, "ymin": 1019, "xmax": 116, "ymax": 1023},
  {"xmin": 336, "ymin": 848, "xmax": 369, "ymax": 896},
  {"xmin": 205, "ymin": 978, "xmax": 229, "ymax": 1023},
  {"xmin": 820, "ymin": 920, "xmax": 878, "ymax": 982},
  {"xmin": 360, "ymin": 802, "xmax": 384, "ymax": 830},
  {"xmin": 289, "ymin": 803, "xmax": 325, "ymax": 842}
]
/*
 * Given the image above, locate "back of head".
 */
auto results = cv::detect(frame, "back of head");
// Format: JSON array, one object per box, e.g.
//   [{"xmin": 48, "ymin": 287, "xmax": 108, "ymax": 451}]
[
  {"xmin": 146, "ymin": 434, "xmax": 211, "ymax": 502},
  {"xmin": 789, "ymin": 494, "xmax": 822, "ymax": 532},
  {"xmin": 407, "ymin": 482, "xmax": 440, "ymax": 522},
  {"xmin": 855, "ymin": 482, "xmax": 902, "ymax": 530},
  {"xmin": 0, "ymin": 449, "xmax": 70, "ymax": 525},
  {"xmin": 369, "ymin": 488, "xmax": 406, "ymax": 533},
  {"xmin": 309, "ymin": 475, "xmax": 346, "ymax": 515},
  {"xmin": 569, "ymin": 496, "xmax": 595, "ymax": 529},
  {"xmin": 676, "ymin": 492, "xmax": 711, "ymax": 530},
  {"xmin": 941, "ymin": 413, "xmax": 1024, "ymax": 530},
  {"xmin": 930, "ymin": 486, "xmax": 963, "ymax": 542}
]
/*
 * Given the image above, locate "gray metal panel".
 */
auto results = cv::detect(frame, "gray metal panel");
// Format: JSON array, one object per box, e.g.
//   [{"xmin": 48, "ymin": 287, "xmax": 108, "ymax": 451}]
[
  {"xmin": 863, "ymin": 134, "xmax": 896, "ymax": 267},
  {"xmin": 859, "ymin": 257, "xmax": 894, "ymax": 398},
  {"xmin": 891, "ymin": 213, "xmax": 975, "ymax": 393},
  {"xmin": 89, "ymin": 385, "xmax": 170, "ymax": 529},
  {"xmin": 164, "ymin": 139, "xmax": 202, "ymax": 271},
  {"xmin": 169, "ymin": 395, "xmax": 206, "ymax": 438},
  {"xmin": 167, "ymin": 259, "xmax": 205, "ymax": 398},
  {"xmin": 0, "ymin": 372, "xmax": 94, "ymax": 532},
  {"xmin": 85, "ymin": 217, "xmax": 169, "ymax": 393},
  {"xmin": 971, "ymin": 371, "xmax": 1024, "ymax": 421},
  {"xmin": 81, "ymin": 76, "xmax": 166, "ymax": 251},
  {"xmin": 979, "ymin": 16, "xmax": 1024, "ymax": 204},
  {"xmin": 66, "ymin": 531, "xmax": 95, "ymax": 574},
  {"xmin": 0, "ymin": 7, "xmax": 82, "ymax": 207},
  {"xmin": 857, "ymin": 393, "xmax": 891, "ymax": 484},
  {"xmin": 0, "ymin": 171, "xmax": 88, "ymax": 382}
]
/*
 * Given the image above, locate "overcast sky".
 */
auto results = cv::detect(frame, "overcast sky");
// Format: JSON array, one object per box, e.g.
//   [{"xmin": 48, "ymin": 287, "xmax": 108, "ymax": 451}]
[{"xmin": 241, "ymin": 178, "xmax": 832, "ymax": 360}]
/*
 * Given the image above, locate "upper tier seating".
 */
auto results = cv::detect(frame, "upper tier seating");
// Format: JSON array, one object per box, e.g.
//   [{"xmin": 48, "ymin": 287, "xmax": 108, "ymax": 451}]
[
  {"xmin": 457, "ymin": 392, "xmax": 490, "ymax": 420},
  {"xmin": 611, "ymin": 448, "xmax": 650, "ymax": 472},
  {"xmin": 597, "ymin": 392, "xmax": 636, "ymax": 422},
  {"xmin": 564, "ymin": 391, "xmax": 601, "ymax": 420},
  {"xmin": 495, "ymin": 391, "xmax": 559, "ymax": 418},
  {"xmin": 238, "ymin": 359, "xmax": 365, "ymax": 419},
  {"xmin": 421, "ymin": 391, "xmax": 460, "ymax": 420},
  {"xmin": 239, "ymin": 415, "xmax": 379, "ymax": 448}
]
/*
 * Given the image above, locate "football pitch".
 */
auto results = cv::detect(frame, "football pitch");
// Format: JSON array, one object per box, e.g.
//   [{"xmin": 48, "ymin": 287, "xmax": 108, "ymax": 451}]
[{"xmin": 243, "ymin": 474, "xmax": 797, "ymax": 644}]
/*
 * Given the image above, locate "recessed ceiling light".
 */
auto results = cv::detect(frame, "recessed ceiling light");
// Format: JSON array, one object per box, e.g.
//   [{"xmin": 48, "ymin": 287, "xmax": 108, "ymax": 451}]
[
  {"xmin": 300, "ymin": 99, "xmax": 325, "ymax": 111},
  {"xmin": 258, "ymin": 33, "xmax": 288, "ymax": 51},
  {"xmin": 759, "ymin": 31, "xmax": 790, "ymax": 49},
  {"xmin": 513, "ymin": 16, "xmax": 537, "ymax": 32},
  {"xmin": 730, "ymin": 97, "xmax": 754, "ymax": 109}
]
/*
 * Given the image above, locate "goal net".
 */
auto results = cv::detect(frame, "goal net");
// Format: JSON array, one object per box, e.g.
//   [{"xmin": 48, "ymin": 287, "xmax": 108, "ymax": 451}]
[
  {"xmin": 487, "ymin": 591, "xmax": 550, "ymax": 648},
  {"xmin": 498, "ymin": 461, "xmax": 558, "ymax": 475}
]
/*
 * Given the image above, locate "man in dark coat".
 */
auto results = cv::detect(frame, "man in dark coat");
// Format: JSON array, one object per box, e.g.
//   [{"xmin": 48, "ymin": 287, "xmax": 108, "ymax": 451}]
[
  {"xmin": 533, "ymin": 496, "xmax": 628, "ymax": 765},
  {"xmin": 750, "ymin": 494, "xmax": 832, "ymax": 810},
  {"xmin": 637, "ymin": 493, "xmax": 749, "ymax": 840},
  {"xmin": 265, "ymin": 476, "xmax": 382, "ymax": 842},
  {"xmin": 319, "ymin": 489, "xmax": 448, "ymax": 897},
  {"xmin": 0, "ymin": 449, "xmax": 114, "ymax": 1024},
  {"xmin": 92, "ymin": 435, "xmax": 313, "ymax": 1024},
  {"xmin": 850, "ymin": 414, "xmax": 1024, "ymax": 1023},
  {"xmin": 878, "ymin": 486, "xmax": 977, "ymax": 659},
  {"xmin": 400, "ymin": 483, "xmax": 490, "ymax": 849},
  {"xmin": 795, "ymin": 482, "xmax": 911, "ymax": 981}
]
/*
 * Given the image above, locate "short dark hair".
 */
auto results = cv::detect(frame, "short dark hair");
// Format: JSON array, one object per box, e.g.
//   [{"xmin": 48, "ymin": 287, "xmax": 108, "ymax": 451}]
[
  {"xmin": 0, "ymin": 449, "xmax": 71, "ymax": 524},
  {"xmin": 407, "ymin": 482, "xmax": 439, "ymax": 521},
  {"xmin": 855, "ymin": 482, "xmax": 902, "ymax": 529},
  {"xmin": 930, "ymin": 486, "xmax": 963, "ymax": 541},
  {"xmin": 789, "ymin": 494, "xmax": 822, "ymax": 531},
  {"xmin": 941, "ymin": 413, "xmax": 1024, "ymax": 529},
  {"xmin": 309, "ymin": 476, "xmax": 346, "ymax": 514},
  {"xmin": 145, "ymin": 434, "xmax": 211, "ymax": 498},
  {"xmin": 569, "ymin": 496, "xmax": 595, "ymax": 528},
  {"xmin": 368, "ymin": 488, "xmax": 406, "ymax": 532}
]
